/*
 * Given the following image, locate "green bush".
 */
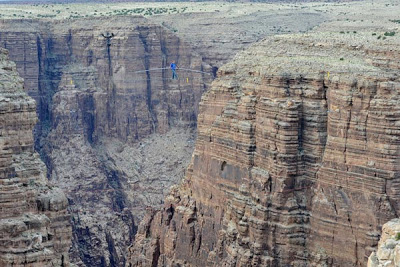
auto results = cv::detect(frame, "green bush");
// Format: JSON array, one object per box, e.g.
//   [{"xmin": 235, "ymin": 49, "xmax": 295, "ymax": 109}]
[
  {"xmin": 396, "ymin": 232, "xmax": 400, "ymax": 241},
  {"xmin": 384, "ymin": 31, "xmax": 396, "ymax": 36}
]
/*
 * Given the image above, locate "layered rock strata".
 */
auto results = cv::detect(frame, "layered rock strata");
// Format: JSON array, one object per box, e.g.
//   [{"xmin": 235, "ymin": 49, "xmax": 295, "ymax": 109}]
[
  {"xmin": 0, "ymin": 47, "xmax": 71, "ymax": 266},
  {"xmin": 0, "ymin": 17, "xmax": 210, "ymax": 266},
  {"xmin": 129, "ymin": 24, "xmax": 400, "ymax": 266},
  {"xmin": 0, "ymin": 17, "xmax": 210, "ymax": 142}
]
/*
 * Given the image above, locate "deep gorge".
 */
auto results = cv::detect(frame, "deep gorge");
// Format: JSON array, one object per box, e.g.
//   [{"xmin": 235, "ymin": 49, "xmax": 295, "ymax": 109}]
[
  {"xmin": 0, "ymin": 16, "xmax": 211, "ymax": 266},
  {"xmin": 1, "ymin": 2, "xmax": 400, "ymax": 266}
]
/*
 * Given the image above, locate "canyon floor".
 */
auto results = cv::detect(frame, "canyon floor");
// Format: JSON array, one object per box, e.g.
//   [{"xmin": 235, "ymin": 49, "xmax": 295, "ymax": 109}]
[{"xmin": 0, "ymin": 0, "xmax": 399, "ymax": 266}]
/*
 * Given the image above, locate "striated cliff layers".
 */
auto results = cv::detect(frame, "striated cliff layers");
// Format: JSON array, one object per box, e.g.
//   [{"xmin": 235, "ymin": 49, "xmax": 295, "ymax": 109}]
[
  {"xmin": 0, "ymin": 47, "xmax": 71, "ymax": 266},
  {"xmin": 129, "ymin": 24, "xmax": 400, "ymax": 266},
  {"xmin": 0, "ymin": 17, "xmax": 210, "ymax": 266},
  {"xmin": 0, "ymin": 17, "xmax": 210, "ymax": 142}
]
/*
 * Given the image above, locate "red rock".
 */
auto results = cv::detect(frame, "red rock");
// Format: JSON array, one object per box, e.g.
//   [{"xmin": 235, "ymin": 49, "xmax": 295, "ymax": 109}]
[{"xmin": 128, "ymin": 30, "xmax": 400, "ymax": 266}]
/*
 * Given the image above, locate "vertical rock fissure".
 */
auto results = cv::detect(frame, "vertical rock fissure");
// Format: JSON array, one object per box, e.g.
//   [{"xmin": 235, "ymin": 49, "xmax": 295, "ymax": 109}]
[
  {"xmin": 35, "ymin": 34, "xmax": 43, "ymax": 152},
  {"xmin": 343, "ymin": 89, "xmax": 354, "ymax": 165},
  {"xmin": 160, "ymin": 34, "xmax": 171, "ymax": 126},
  {"xmin": 67, "ymin": 29, "xmax": 73, "ymax": 58},
  {"xmin": 82, "ymin": 95, "xmax": 95, "ymax": 143},
  {"xmin": 103, "ymin": 35, "xmax": 117, "ymax": 138},
  {"xmin": 106, "ymin": 231, "xmax": 120, "ymax": 267},
  {"xmin": 139, "ymin": 31, "xmax": 156, "ymax": 132},
  {"xmin": 347, "ymin": 213, "xmax": 360, "ymax": 265},
  {"xmin": 107, "ymin": 37, "xmax": 112, "ymax": 77},
  {"xmin": 36, "ymin": 35, "xmax": 65, "ymax": 176},
  {"xmin": 106, "ymin": 169, "xmax": 126, "ymax": 212}
]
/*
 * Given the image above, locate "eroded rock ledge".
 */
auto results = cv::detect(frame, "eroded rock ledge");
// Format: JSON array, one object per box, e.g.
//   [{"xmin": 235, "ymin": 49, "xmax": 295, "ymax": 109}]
[
  {"xmin": 0, "ymin": 47, "xmax": 71, "ymax": 266},
  {"xmin": 128, "ymin": 24, "xmax": 400, "ymax": 267},
  {"xmin": 368, "ymin": 219, "xmax": 400, "ymax": 267}
]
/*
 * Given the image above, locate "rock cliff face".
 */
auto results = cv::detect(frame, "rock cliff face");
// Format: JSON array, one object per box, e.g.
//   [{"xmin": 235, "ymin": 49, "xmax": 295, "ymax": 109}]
[
  {"xmin": 0, "ymin": 17, "xmax": 211, "ymax": 266},
  {"xmin": 0, "ymin": 47, "xmax": 71, "ymax": 266},
  {"xmin": 0, "ymin": 17, "xmax": 210, "ymax": 142},
  {"xmin": 128, "ymin": 24, "xmax": 400, "ymax": 266}
]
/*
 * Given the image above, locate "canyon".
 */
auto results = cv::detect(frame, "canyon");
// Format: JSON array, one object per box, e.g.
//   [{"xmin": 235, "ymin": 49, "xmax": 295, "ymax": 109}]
[
  {"xmin": 0, "ymin": 4, "xmax": 325, "ymax": 265},
  {"xmin": 0, "ymin": 16, "xmax": 210, "ymax": 266},
  {"xmin": 0, "ymin": 1, "xmax": 399, "ymax": 266}
]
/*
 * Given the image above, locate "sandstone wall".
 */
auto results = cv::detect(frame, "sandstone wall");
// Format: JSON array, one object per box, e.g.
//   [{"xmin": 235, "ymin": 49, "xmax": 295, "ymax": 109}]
[
  {"xmin": 129, "ymin": 27, "xmax": 400, "ymax": 266},
  {"xmin": 0, "ymin": 47, "xmax": 71, "ymax": 266}
]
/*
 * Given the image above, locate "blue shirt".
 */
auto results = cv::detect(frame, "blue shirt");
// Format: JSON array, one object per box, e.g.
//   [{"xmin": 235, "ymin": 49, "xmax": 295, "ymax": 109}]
[{"xmin": 170, "ymin": 63, "xmax": 177, "ymax": 70}]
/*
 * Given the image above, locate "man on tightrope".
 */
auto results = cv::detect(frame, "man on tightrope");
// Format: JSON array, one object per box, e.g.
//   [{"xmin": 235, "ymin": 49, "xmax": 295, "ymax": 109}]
[{"xmin": 170, "ymin": 61, "xmax": 178, "ymax": 80}]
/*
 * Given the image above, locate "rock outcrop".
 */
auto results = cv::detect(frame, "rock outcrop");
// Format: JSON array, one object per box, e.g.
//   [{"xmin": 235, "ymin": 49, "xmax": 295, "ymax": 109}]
[
  {"xmin": 0, "ymin": 16, "xmax": 210, "ymax": 266},
  {"xmin": 0, "ymin": 47, "xmax": 71, "ymax": 266},
  {"xmin": 368, "ymin": 219, "xmax": 400, "ymax": 267},
  {"xmin": 128, "ymin": 21, "xmax": 400, "ymax": 266}
]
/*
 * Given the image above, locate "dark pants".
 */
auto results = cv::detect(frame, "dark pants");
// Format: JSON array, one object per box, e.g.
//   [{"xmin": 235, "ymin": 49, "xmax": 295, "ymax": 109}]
[{"xmin": 172, "ymin": 69, "xmax": 178, "ymax": 80}]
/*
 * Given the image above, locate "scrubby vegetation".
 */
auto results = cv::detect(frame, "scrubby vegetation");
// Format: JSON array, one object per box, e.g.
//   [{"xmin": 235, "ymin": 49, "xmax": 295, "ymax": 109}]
[
  {"xmin": 0, "ymin": 3, "xmax": 190, "ymax": 19},
  {"xmin": 384, "ymin": 31, "xmax": 396, "ymax": 36},
  {"xmin": 396, "ymin": 232, "xmax": 400, "ymax": 241}
]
